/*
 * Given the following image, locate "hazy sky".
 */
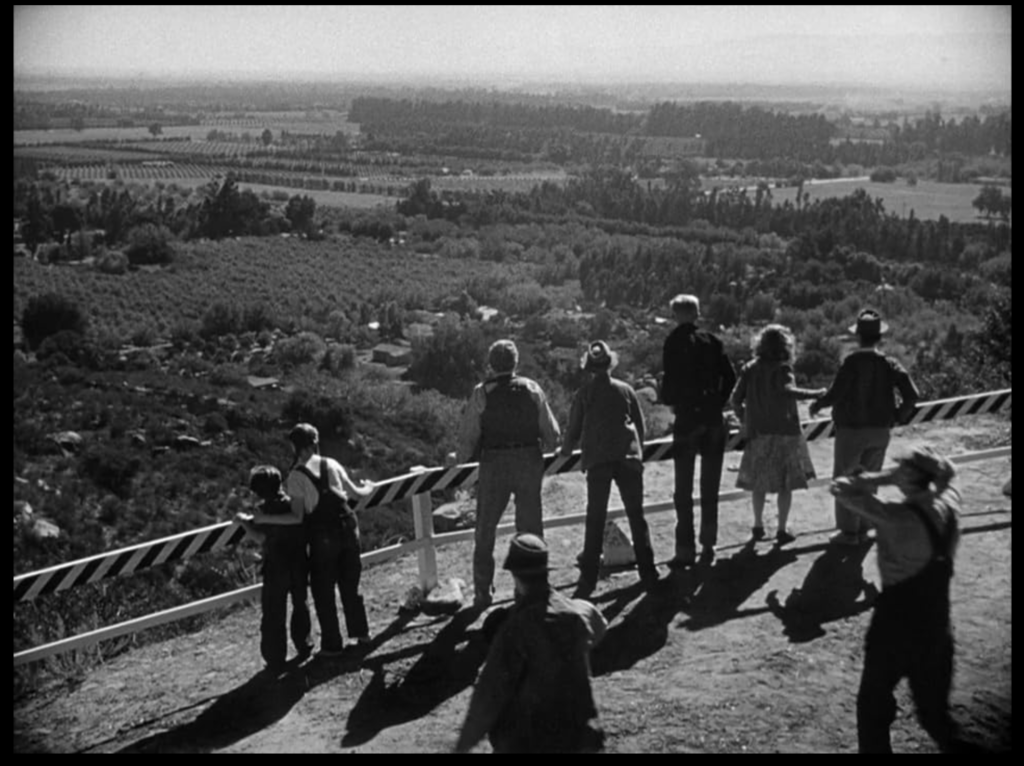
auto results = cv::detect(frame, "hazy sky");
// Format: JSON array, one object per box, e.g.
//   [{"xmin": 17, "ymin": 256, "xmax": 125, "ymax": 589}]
[{"xmin": 13, "ymin": 5, "xmax": 1012, "ymax": 91}]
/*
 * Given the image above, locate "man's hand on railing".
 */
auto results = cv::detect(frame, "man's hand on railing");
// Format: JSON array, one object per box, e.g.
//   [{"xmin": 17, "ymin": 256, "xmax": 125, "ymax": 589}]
[{"xmin": 444, "ymin": 451, "xmax": 458, "ymax": 468}]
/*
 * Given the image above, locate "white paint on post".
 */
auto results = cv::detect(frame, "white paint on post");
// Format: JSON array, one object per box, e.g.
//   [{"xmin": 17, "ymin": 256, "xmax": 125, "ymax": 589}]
[{"xmin": 411, "ymin": 492, "xmax": 438, "ymax": 593}]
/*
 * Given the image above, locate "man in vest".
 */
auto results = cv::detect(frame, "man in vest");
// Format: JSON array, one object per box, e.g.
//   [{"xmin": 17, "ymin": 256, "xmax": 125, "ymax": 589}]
[{"xmin": 452, "ymin": 340, "xmax": 561, "ymax": 609}]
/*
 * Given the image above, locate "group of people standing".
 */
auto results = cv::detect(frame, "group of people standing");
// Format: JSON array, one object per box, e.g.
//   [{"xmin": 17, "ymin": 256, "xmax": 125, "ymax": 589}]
[
  {"xmin": 456, "ymin": 295, "xmax": 965, "ymax": 754},
  {"xmin": 237, "ymin": 292, "xmax": 963, "ymax": 753}
]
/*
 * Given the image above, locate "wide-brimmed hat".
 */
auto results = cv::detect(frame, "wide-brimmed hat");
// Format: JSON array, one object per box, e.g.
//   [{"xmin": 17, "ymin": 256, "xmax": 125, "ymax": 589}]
[
  {"xmin": 287, "ymin": 423, "xmax": 319, "ymax": 450},
  {"xmin": 581, "ymin": 340, "xmax": 619, "ymax": 372},
  {"xmin": 897, "ymin": 445, "xmax": 955, "ymax": 487},
  {"xmin": 849, "ymin": 309, "xmax": 889, "ymax": 337},
  {"xmin": 503, "ymin": 533, "xmax": 550, "ymax": 573}
]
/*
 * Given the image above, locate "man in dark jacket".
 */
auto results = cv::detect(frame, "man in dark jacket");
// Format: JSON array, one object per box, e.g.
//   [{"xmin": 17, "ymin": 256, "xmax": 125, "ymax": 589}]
[
  {"xmin": 811, "ymin": 309, "xmax": 920, "ymax": 546},
  {"xmin": 661, "ymin": 294, "xmax": 737, "ymax": 567},
  {"xmin": 561, "ymin": 340, "xmax": 658, "ymax": 598},
  {"xmin": 455, "ymin": 533, "xmax": 607, "ymax": 753}
]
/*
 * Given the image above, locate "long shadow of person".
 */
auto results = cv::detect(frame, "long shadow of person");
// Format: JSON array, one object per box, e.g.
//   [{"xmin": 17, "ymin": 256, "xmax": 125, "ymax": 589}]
[
  {"xmin": 118, "ymin": 665, "xmax": 308, "ymax": 753},
  {"xmin": 117, "ymin": 612, "xmax": 421, "ymax": 753},
  {"xmin": 675, "ymin": 541, "xmax": 799, "ymax": 632},
  {"xmin": 589, "ymin": 566, "xmax": 702, "ymax": 676},
  {"xmin": 341, "ymin": 607, "xmax": 489, "ymax": 748},
  {"xmin": 765, "ymin": 541, "xmax": 878, "ymax": 643}
]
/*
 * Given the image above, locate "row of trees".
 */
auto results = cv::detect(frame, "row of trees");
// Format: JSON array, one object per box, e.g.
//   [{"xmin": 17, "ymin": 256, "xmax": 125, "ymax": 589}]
[{"xmin": 14, "ymin": 176, "xmax": 324, "ymax": 261}]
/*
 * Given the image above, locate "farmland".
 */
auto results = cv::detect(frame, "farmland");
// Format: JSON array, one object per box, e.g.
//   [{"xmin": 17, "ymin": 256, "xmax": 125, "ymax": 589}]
[
  {"xmin": 13, "ymin": 110, "xmax": 360, "ymax": 146},
  {"xmin": 769, "ymin": 178, "xmax": 1010, "ymax": 224}
]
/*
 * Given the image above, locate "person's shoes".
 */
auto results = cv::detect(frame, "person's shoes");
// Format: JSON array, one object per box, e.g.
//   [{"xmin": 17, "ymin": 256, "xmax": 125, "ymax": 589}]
[
  {"xmin": 316, "ymin": 644, "xmax": 346, "ymax": 659},
  {"xmin": 858, "ymin": 530, "xmax": 874, "ymax": 544},
  {"xmin": 775, "ymin": 529, "xmax": 797, "ymax": 546},
  {"xmin": 469, "ymin": 593, "xmax": 493, "ymax": 611},
  {"xmin": 829, "ymin": 531, "xmax": 861, "ymax": 547},
  {"xmin": 262, "ymin": 660, "xmax": 287, "ymax": 675},
  {"xmin": 572, "ymin": 580, "xmax": 596, "ymax": 599},
  {"xmin": 751, "ymin": 526, "xmax": 766, "ymax": 541},
  {"xmin": 668, "ymin": 548, "xmax": 697, "ymax": 570},
  {"xmin": 698, "ymin": 546, "xmax": 716, "ymax": 565},
  {"xmin": 295, "ymin": 644, "xmax": 314, "ymax": 662},
  {"xmin": 345, "ymin": 637, "xmax": 372, "ymax": 656},
  {"xmin": 639, "ymin": 569, "xmax": 660, "ymax": 589}
]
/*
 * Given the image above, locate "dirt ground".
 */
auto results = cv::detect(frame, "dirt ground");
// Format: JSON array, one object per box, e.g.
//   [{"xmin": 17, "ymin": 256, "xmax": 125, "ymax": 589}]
[{"xmin": 13, "ymin": 416, "xmax": 1012, "ymax": 753}]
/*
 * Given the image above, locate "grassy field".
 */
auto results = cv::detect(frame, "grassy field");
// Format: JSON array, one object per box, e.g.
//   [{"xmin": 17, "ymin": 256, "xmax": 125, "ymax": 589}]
[
  {"xmin": 770, "ymin": 178, "xmax": 1010, "ymax": 224},
  {"xmin": 14, "ymin": 112, "xmax": 359, "ymax": 146}
]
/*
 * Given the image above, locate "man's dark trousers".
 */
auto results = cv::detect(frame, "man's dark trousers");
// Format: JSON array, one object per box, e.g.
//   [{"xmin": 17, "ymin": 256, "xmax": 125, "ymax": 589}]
[{"xmin": 672, "ymin": 422, "xmax": 727, "ymax": 559}]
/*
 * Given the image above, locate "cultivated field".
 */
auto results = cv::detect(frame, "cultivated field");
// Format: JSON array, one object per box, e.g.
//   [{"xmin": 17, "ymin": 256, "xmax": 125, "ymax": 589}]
[
  {"xmin": 14, "ymin": 112, "xmax": 359, "ymax": 147},
  {"xmin": 770, "ymin": 178, "xmax": 1010, "ymax": 224}
]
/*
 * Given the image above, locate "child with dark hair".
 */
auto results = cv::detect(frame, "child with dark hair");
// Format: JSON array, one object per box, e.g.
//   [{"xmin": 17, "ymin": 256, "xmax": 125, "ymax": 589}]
[
  {"xmin": 235, "ymin": 464, "xmax": 312, "ymax": 673},
  {"xmin": 731, "ymin": 324, "xmax": 826, "ymax": 544}
]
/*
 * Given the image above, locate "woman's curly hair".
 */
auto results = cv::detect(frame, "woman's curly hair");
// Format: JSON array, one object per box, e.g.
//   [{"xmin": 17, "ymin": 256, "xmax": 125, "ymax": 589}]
[{"xmin": 753, "ymin": 324, "xmax": 796, "ymax": 362}]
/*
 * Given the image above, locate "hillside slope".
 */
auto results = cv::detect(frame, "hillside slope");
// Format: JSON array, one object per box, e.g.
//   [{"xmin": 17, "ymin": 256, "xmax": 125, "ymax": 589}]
[{"xmin": 13, "ymin": 416, "xmax": 1012, "ymax": 753}]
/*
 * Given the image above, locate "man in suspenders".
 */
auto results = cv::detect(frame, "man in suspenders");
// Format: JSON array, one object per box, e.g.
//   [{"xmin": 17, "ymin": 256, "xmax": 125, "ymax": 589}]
[{"xmin": 831, "ymin": 445, "xmax": 964, "ymax": 753}]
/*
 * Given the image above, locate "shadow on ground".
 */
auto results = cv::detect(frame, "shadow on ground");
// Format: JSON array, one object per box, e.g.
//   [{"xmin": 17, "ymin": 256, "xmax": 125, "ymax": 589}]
[
  {"xmin": 591, "ymin": 542, "xmax": 798, "ymax": 675},
  {"xmin": 765, "ymin": 541, "xmax": 878, "ymax": 643},
  {"xmin": 341, "ymin": 607, "xmax": 489, "ymax": 748},
  {"xmin": 118, "ymin": 613, "xmax": 420, "ymax": 753}
]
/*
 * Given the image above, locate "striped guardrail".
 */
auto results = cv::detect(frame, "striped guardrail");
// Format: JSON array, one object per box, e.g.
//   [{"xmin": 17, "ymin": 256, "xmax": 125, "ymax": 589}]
[
  {"xmin": 12, "ymin": 389, "xmax": 1011, "ymax": 603},
  {"xmin": 13, "ymin": 444, "xmax": 1012, "ymax": 667}
]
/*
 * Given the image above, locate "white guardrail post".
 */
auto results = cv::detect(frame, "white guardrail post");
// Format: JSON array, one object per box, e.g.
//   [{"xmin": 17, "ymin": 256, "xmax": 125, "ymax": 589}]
[{"xmin": 410, "ymin": 491, "xmax": 438, "ymax": 593}]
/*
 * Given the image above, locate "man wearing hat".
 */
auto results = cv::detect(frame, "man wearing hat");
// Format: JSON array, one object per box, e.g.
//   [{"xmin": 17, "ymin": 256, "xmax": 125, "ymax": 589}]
[
  {"xmin": 661, "ymin": 294, "xmax": 737, "ymax": 567},
  {"xmin": 455, "ymin": 533, "xmax": 608, "ymax": 753},
  {"xmin": 285, "ymin": 423, "xmax": 377, "ymax": 657},
  {"xmin": 561, "ymin": 340, "xmax": 658, "ymax": 598},
  {"xmin": 811, "ymin": 309, "xmax": 920, "ymax": 546},
  {"xmin": 831, "ymin": 445, "xmax": 963, "ymax": 753},
  {"xmin": 452, "ymin": 340, "xmax": 561, "ymax": 609}
]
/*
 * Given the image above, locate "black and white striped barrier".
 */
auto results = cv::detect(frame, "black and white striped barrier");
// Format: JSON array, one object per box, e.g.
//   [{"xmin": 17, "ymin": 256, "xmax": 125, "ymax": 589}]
[{"xmin": 12, "ymin": 389, "xmax": 1010, "ymax": 603}]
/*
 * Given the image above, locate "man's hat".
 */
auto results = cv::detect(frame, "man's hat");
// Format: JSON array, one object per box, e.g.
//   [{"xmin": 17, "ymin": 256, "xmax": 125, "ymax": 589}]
[
  {"xmin": 287, "ymin": 423, "xmax": 319, "ymax": 450},
  {"xmin": 897, "ymin": 445, "xmax": 955, "ymax": 487},
  {"xmin": 849, "ymin": 309, "xmax": 889, "ymax": 338},
  {"xmin": 581, "ymin": 340, "xmax": 619, "ymax": 372},
  {"xmin": 503, "ymin": 533, "xmax": 550, "ymax": 573}
]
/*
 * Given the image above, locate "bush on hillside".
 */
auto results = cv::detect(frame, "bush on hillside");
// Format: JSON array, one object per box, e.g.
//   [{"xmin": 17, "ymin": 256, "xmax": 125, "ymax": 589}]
[
  {"xmin": 21, "ymin": 293, "xmax": 89, "ymax": 351},
  {"xmin": 36, "ymin": 330, "xmax": 104, "ymax": 370},
  {"xmin": 274, "ymin": 331, "xmax": 327, "ymax": 368},
  {"xmin": 124, "ymin": 223, "xmax": 176, "ymax": 265},
  {"xmin": 282, "ymin": 389, "xmax": 353, "ymax": 441},
  {"xmin": 405, "ymin": 317, "xmax": 489, "ymax": 398}
]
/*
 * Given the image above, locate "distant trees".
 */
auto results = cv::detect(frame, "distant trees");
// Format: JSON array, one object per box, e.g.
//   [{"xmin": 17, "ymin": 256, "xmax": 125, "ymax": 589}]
[
  {"xmin": 148, "ymin": 123, "xmax": 162, "ymax": 137},
  {"xmin": 21, "ymin": 293, "xmax": 89, "ymax": 350},
  {"xmin": 284, "ymin": 194, "xmax": 317, "ymax": 235},
  {"xmin": 261, "ymin": 128, "xmax": 273, "ymax": 147},
  {"xmin": 972, "ymin": 185, "xmax": 1011, "ymax": 222}
]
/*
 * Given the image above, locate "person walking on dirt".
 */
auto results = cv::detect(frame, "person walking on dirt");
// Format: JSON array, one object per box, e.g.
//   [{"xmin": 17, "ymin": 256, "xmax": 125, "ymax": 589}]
[
  {"xmin": 830, "ymin": 445, "xmax": 963, "ymax": 753},
  {"xmin": 561, "ymin": 340, "xmax": 658, "ymax": 598},
  {"xmin": 285, "ymin": 423, "xmax": 376, "ymax": 657},
  {"xmin": 731, "ymin": 324, "xmax": 826, "ymax": 545},
  {"xmin": 234, "ymin": 464, "xmax": 313, "ymax": 673},
  {"xmin": 661, "ymin": 294, "xmax": 737, "ymax": 567},
  {"xmin": 454, "ymin": 533, "xmax": 607, "ymax": 753},
  {"xmin": 450, "ymin": 340, "xmax": 560, "ymax": 609},
  {"xmin": 810, "ymin": 309, "xmax": 920, "ymax": 546}
]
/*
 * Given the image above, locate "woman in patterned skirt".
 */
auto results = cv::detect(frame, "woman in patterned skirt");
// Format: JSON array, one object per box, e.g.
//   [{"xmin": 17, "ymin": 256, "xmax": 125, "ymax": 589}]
[{"xmin": 731, "ymin": 325, "xmax": 826, "ymax": 544}]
